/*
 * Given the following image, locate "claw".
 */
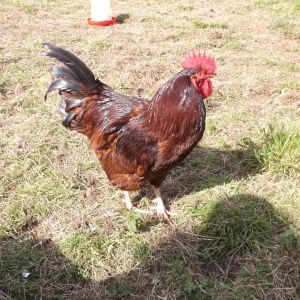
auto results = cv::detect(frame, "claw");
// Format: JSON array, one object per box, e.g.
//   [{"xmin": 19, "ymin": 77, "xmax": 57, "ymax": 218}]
[
  {"xmin": 123, "ymin": 190, "xmax": 177, "ymax": 228},
  {"xmin": 150, "ymin": 206, "xmax": 177, "ymax": 216},
  {"xmin": 150, "ymin": 198, "xmax": 177, "ymax": 229}
]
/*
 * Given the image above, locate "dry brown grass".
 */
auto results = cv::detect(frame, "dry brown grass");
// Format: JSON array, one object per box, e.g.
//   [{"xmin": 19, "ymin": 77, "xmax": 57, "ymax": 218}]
[{"xmin": 0, "ymin": 0, "xmax": 300, "ymax": 299}]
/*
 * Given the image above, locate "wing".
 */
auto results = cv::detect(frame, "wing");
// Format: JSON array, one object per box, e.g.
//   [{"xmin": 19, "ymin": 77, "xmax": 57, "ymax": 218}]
[
  {"xmin": 82, "ymin": 89, "xmax": 149, "ymax": 151},
  {"xmin": 98, "ymin": 123, "xmax": 159, "ymax": 190}
]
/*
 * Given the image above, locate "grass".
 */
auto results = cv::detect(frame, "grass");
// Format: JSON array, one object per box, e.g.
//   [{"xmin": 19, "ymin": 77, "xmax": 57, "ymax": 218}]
[
  {"xmin": 222, "ymin": 36, "xmax": 245, "ymax": 50},
  {"xmin": 0, "ymin": 0, "xmax": 300, "ymax": 299},
  {"xmin": 187, "ymin": 197, "xmax": 274, "ymax": 260},
  {"xmin": 177, "ymin": 4, "xmax": 194, "ymax": 11},
  {"xmin": 253, "ymin": 124, "xmax": 300, "ymax": 175},
  {"xmin": 292, "ymin": 0, "xmax": 300, "ymax": 11},
  {"xmin": 193, "ymin": 19, "xmax": 229, "ymax": 29},
  {"xmin": 276, "ymin": 81, "xmax": 300, "ymax": 94},
  {"xmin": 255, "ymin": 0, "xmax": 300, "ymax": 13},
  {"xmin": 59, "ymin": 230, "xmax": 152, "ymax": 280},
  {"xmin": 85, "ymin": 36, "xmax": 113, "ymax": 51},
  {"xmin": 254, "ymin": 0, "xmax": 300, "ymax": 38},
  {"xmin": 255, "ymin": 0, "xmax": 281, "ymax": 8},
  {"xmin": 274, "ymin": 19, "xmax": 299, "ymax": 38}
]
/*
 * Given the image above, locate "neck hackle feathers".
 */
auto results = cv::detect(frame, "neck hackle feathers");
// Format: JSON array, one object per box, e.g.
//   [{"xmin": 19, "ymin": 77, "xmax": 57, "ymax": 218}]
[{"xmin": 181, "ymin": 50, "xmax": 217, "ymax": 75}]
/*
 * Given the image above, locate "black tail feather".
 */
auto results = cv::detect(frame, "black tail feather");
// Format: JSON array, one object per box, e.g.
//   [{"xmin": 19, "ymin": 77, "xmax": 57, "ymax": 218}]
[
  {"xmin": 43, "ymin": 43, "xmax": 102, "ymax": 99},
  {"xmin": 45, "ymin": 79, "xmax": 81, "ymax": 97}
]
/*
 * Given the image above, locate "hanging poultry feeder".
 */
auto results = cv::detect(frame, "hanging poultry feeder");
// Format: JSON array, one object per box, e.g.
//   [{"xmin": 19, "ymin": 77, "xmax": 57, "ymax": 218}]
[{"xmin": 87, "ymin": 0, "xmax": 116, "ymax": 26}]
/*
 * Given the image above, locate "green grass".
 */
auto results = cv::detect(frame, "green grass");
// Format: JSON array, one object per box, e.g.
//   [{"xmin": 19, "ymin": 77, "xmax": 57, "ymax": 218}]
[
  {"xmin": 276, "ymin": 81, "xmax": 300, "ymax": 93},
  {"xmin": 253, "ymin": 124, "xmax": 300, "ymax": 176},
  {"xmin": 193, "ymin": 19, "xmax": 229, "ymax": 29},
  {"xmin": 0, "ymin": 235, "xmax": 83, "ymax": 299},
  {"xmin": 59, "ymin": 232, "xmax": 109, "ymax": 278},
  {"xmin": 1, "ymin": 0, "xmax": 300, "ymax": 299},
  {"xmin": 10, "ymin": 0, "xmax": 39, "ymax": 14},
  {"xmin": 1, "ymin": 169, "xmax": 78, "ymax": 236},
  {"xmin": 292, "ymin": 0, "xmax": 300, "ymax": 11},
  {"xmin": 274, "ymin": 19, "xmax": 299, "ymax": 38},
  {"xmin": 283, "ymin": 62, "xmax": 300, "ymax": 72},
  {"xmin": 256, "ymin": 0, "xmax": 300, "ymax": 13},
  {"xmin": 85, "ymin": 36, "xmax": 113, "ymax": 51},
  {"xmin": 256, "ymin": 0, "xmax": 300, "ymax": 38},
  {"xmin": 0, "ymin": 63, "xmax": 28, "ymax": 94},
  {"xmin": 255, "ymin": 0, "xmax": 280, "ymax": 8},
  {"xmin": 264, "ymin": 58, "xmax": 300, "ymax": 72},
  {"xmin": 188, "ymin": 194, "xmax": 285, "ymax": 258},
  {"xmin": 222, "ymin": 36, "xmax": 245, "ymax": 50},
  {"xmin": 59, "ymin": 231, "xmax": 151, "ymax": 278},
  {"xmin": 123, "ymin": 211, "xmax": 144, "ymax": 232}
]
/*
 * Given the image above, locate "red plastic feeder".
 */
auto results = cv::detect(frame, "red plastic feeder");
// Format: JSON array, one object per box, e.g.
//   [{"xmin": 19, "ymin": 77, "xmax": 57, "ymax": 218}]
[
  {"xmin": 88, "ymin": 0, "xmax": 116, "ymax": 26},
  {"xmin": 87, "ymin": 17, "xmax": 116, "ymax": 26}
]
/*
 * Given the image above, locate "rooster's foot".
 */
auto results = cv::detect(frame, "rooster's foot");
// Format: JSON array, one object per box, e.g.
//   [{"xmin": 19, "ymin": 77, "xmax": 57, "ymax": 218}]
[
  {"xmin": 124, "ymin": 192, "xmax": 151, "ymax": 214},
  {"xmin": 150, "ymin": 197, "xmax": 177, "ymax": 228}
]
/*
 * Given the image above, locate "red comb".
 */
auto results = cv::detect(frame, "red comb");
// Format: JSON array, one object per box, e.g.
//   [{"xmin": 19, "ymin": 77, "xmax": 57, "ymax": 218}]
[{"xmin": 181, "ymin": 49, "xmax": 217, "ymax": 75}]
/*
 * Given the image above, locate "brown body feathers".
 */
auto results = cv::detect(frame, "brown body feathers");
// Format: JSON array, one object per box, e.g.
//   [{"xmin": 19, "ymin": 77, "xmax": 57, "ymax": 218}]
[{"xmin": 44, "ymin": 44, "xmax": 210, "ymax": 192}]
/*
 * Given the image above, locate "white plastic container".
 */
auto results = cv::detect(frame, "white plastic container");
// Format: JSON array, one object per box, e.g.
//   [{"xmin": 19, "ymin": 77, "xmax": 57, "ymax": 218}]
[{"xmin": 91, "ymin": 0, "xmax": 112, "ymax": 22}]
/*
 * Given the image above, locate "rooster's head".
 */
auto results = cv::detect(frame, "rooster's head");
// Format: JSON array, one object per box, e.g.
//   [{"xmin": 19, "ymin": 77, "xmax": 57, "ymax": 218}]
[{"xmin": 181, "ymin": 50, "xmax": 216, "ymax": 99}]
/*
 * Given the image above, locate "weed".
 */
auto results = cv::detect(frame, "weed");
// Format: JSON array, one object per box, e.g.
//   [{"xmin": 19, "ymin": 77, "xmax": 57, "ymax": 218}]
[
  {"xmin": 124, "ymin": 211, "xmax": 143, "ymax": 233},
  {"xmin": 11, "ymin": 0, "xmax": 39, "ymax": 14},
  {"xmin": 283, "ymin": 62, "xmax": 300, "ymax": 72},
  {"xmin": 253, "ymin": 124, "xmax": 300, "ymax": 176},
  {"xmin": 279, "ymin": 224, "xmax": 300, "ymax": 250},
  {"xmin": 265, "ymin": 59, "xmax": 300, "ymax": 72},
  {"xmin": 276, "ymin": 81, "xmax": 300, "ymax": 94},
  {"xmin": 181, "ymin": 282, "xmax": 215, "ymax": 300},
  {"xmin": 85, "ymin": 37, "xmax": 112, "ymax": 51},
  {"xmin": 274, "ymin": 19, "xmax": 298, "ymax": 38},
  {"xmin": 193, "ymin": 19, "xmax": 229, "ymax": 29},
  {"xmin": 264, "ymin": 58, "xmax": 279, "ymax": 67},
  {"xmin": 141, "ymin": 16, "xmax": 158, "ymax": 23},
  {"xmin": 59, "ymin": 232, "xmax": 107, "ymax": 278},
  {"xmin": 223, "ymin": 36, "xmax": 245, "ymax": 50},
  {"xmin": 106, "ymin": 279, "xmax": 132, "ymax": 297},
  {"xmin": 292, "ymin": 0, "xmax": 300, "ymax": 12},
  {"xmin": 206, "ymin": 118, "xmax": 218, "ymax": 134},
  {"xmin": 255, "ymin": 0, "xmax": 280, "ymax": 8}
]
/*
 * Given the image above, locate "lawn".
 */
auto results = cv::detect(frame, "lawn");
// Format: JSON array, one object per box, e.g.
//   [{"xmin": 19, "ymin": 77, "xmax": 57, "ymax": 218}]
[{"xmin": 0, "ymin": 0, "xmax": 299, "ymax": 299}]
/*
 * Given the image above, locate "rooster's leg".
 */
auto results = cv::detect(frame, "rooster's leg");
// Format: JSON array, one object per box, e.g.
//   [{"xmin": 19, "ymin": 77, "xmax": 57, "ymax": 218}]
[
  {"xmin": 124, "ymin": 191, "xmax": 133, "ymax": 210},
  {"xmin": 123, "ymin": 192, "xmax": 151, "ymax": 214},
  {"xmin": 150, "ymin": 187, "xmax": 176, "ymax": 228}
]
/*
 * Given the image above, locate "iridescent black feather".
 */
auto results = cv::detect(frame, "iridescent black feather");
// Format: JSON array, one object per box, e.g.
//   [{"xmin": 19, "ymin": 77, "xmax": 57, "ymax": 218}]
[{"xmin": 43, "ymin": 43, "xmax": 103, "ymax": 99}]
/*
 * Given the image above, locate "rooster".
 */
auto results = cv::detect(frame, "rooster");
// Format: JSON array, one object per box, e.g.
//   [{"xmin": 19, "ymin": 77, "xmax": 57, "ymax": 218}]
[{"xmin": 44, "ymin": 44, "xmax": 216, "ymax": 227}]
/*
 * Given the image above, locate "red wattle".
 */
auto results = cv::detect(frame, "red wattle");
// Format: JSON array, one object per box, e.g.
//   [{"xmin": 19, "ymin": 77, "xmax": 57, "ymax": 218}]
[{"xmin": 200, "ymin": 79, "xmax": 212, "ymax": 99}]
